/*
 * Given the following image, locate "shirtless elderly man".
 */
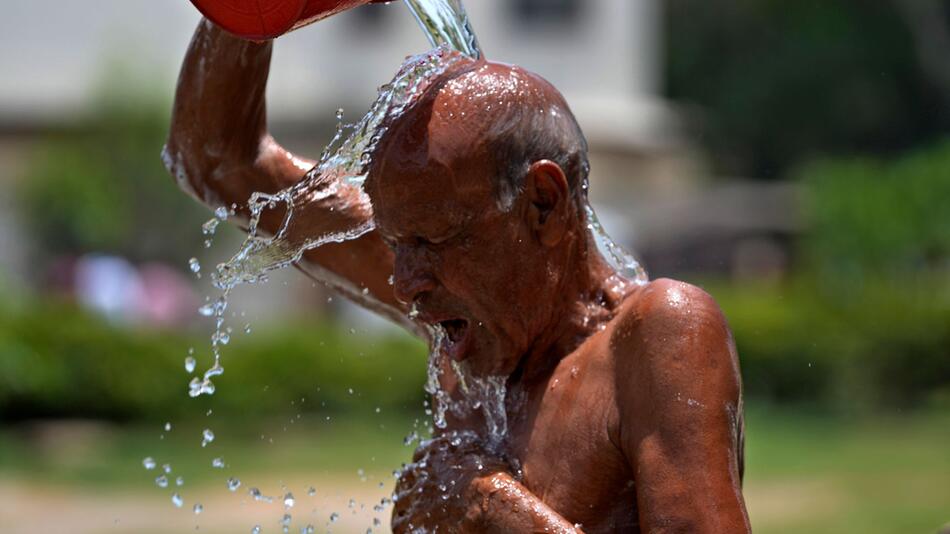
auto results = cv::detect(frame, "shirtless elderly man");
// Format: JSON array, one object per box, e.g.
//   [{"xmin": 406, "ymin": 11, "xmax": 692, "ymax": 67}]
[{"xmin": 165, "ymin": 17, "xmax": 750, "ymax": 534}]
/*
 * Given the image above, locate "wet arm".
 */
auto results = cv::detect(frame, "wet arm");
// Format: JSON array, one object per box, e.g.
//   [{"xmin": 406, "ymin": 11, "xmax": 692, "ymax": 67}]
[
  {"xmin": 619, "ymin": 280, "xmax": 750, "ymax": 533},
  {"xmin": 164, "ymin": 20, "xmax": 406, "ymax": 322},
  {"xmin": 469, "ymin": 473, "xmax": 581, "ymax": 534}
]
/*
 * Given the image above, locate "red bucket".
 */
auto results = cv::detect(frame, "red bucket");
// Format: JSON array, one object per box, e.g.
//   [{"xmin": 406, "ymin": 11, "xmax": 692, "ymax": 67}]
[{"xmin": 189, "ymin": 0, "xmax": 382, "ymax": 40}]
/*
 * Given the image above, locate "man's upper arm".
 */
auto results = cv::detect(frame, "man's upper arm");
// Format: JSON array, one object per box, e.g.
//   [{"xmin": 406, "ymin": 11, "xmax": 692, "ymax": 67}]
[{"xmin": 614, "ymin": 279, "xmax": 749, "ymax": 533}]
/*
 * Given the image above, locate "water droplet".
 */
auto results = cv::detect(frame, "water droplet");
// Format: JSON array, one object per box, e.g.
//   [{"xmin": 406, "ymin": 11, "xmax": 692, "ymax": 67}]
[
  {"xmin": 280, "ymin": 513, "xmax": 292, "ymax": 526},
  {"xmin": 189, "ymin": 377, "xmax": 216, "ymax": 397},
  {"xmin": 373, "ymin": 517, "xmax": 381, "ymax": 527},
  {"xmin": 184, "ymin": 356, "xmax": 197, "ymax": 374},
  {"xmin": 198, "ymin": 303, "xmax": 215, "ymax": 317},
  {"xmin": 215, "ymin": 206, "xmax": 229, "ymax": 221},
  {"xmin": 202, "ymin": 218, "xmax": 219, "ymax": 235},
  {"xmin": 193, "ymin": 503, "xmax": 203, "ymax": 515},
  {"xmin": 211, "ymin": 330, "xmax": 231, "ymax": 345},
  {"xmin": 189, "ymin": 257, "xmax": 201, "ymax": 273},
  {"xmin": 227, "ymin": 477, "xmax": 241, "ymax": 491},
  {"xmin": 176, "ymin": 476, "xmax": 184, "ymax": 486},
  {"xmin": 252, "ymin": 526, "xmax": 261, "ymax": 534},
  {"xmin": 348, "ymin": 498, "xmax": 356, "ymax": 508},
  {"xmin": 204, "ymin": 362, "xmax": 224, "ymax": 380},
  {"xmin": 155, "ymin": 475, "xmax": 169, "ymax": 488},
  {"xmin": 171, "ymin": 492, "xmax": 183, "ymax": 508},
  {"xmin": 163, "ymin": 422, "xmax": 172, "ymax": 432},
  {"xmin": 336, "ymin": 108, "xmax": 345, "ymax": 121},
  {"xmin": 162, "ymin": 463, "xmax": 172, "ymax": 474},
  {"xmin": 283, "ymin": 492, "xmax": 295, "ymax": 509},
  {"xmin": 244, "ymin": 323, "xmax": 252, "ymax": 334},
  {"xmin": 211, "ymin": 457, "xmax": 225, "ymax": 469},
  {"xmin": 307, "ymin": 486, "xmax": 316, "ymax": 497},
  {"xmin": 143, "ymin": 457, "xmax": 156, "ymax": 470},
  {"xmin": 329, "ymin": 512, "xmax": 339, "ymax": 523},
  {"xmin": 302, "ymin": 525, "xmax": 315, "ymax": 534},
  {"xmin": 201, "ymin": 428, "xmax": 215, "ymax": 447}
]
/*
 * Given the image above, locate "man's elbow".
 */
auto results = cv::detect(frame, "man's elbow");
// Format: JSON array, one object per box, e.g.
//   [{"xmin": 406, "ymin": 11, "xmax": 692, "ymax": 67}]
[
  {"xmin": 161, "ymin": 139, "xmax": 202, "ymax": 201},
  {"xmin": 161, "ymin": 132, "xmax": 234, "ymax": 207}
]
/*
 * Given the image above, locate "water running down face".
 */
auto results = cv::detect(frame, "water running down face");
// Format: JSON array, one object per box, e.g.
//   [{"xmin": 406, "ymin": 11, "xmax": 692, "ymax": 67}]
[{"xmin": 365, "ymin": 61, "xmax": 592, "ymax": 376}]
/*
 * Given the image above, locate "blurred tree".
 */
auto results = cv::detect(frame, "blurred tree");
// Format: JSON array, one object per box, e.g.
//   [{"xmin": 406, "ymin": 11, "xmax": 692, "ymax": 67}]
[
  {"xmin": 17, "ymin": 71, "xmax": 208, "ymax": 266},
  {"xmin": 798, "ymin": 139, "xmax": 950, "ymax": 284},
  {"xmin": 665, "ymin": 0, "xmax": 949, "ymax": 178}
]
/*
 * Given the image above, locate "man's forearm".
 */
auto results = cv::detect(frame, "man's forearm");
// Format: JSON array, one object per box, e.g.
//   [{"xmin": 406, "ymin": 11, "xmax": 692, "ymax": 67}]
[
  {"xmin": 164, "ymin": 19, "xmax": 283, "ymax": 207},
  {"xmin": 473, "ymin": 473, "xmax": 581, "ymax": 534}
]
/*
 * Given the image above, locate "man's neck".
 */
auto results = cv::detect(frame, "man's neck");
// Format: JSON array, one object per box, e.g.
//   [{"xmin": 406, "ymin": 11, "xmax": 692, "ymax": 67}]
[{"xmin": 515, "ymin": 230, "xmax": 631, "ymax": 384}]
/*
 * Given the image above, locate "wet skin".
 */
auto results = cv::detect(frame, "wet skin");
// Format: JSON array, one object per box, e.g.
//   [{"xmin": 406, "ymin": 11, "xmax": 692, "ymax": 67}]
[{"xmin": 167, "ymin": 20, "xmax": 750, "ymax": 534}]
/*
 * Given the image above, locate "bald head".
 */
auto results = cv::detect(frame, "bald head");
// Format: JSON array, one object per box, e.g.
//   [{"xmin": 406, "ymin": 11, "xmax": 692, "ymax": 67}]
[{"xmin": 370, "ymin": 60, "xmax": 589, "ymax": 212}]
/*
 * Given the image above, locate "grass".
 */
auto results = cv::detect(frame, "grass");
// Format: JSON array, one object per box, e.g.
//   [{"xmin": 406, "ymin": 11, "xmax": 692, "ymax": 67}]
[
  {"xmin": 1, "ymin": 407, "xmax": 948, "ymax": 533},
  {"xmin": 744, "ymin": 407, "xmax": 950, "ymax": 534}
]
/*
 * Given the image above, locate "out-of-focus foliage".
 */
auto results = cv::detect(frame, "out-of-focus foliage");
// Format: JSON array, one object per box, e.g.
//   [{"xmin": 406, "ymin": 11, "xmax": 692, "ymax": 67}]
[
  {"xmin": 798, "ymin": 139, "xmax": 950, "ymax": 282},
  {"xmin": 0, "ymin": 297, "xmax": 427, "ymax": 422},
  {"xmin": 711, "ymin": 276, "xmax": 950, "ymax": 412},
  {"xmin": 665, "ymin": 0, "xmax": 948, "ymax": 177},
  {"xmin": 17, "ymin": 96, "xmax": 208, "ymax": 264},
  {"xmin": 711, "ymin": 140, "xmax": 950, "ymax": 411}
]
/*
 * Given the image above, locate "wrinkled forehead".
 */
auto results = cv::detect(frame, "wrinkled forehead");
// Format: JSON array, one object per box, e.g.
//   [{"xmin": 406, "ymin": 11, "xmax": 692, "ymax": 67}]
[{"xmin": 366, "ymin": 124, "xmax": 496, "ymax": 241}]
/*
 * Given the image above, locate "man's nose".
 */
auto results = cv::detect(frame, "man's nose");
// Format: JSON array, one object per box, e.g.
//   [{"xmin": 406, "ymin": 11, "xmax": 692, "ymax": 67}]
[{"xmin": 392, "ymin": 244, "xmax": 437, "ymax": 305}]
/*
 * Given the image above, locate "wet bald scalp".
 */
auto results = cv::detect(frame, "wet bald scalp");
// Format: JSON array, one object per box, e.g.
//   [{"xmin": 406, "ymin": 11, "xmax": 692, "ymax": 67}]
[{"xmin": 372, "ymin": 60, "xmax": 590, "ymax": 212}]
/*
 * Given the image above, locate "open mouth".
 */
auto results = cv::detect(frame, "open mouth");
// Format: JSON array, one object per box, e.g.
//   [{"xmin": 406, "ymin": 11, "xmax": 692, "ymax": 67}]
[{"xmin": 438, "ymin": 318, "xmax": 470, "ymax": 361}]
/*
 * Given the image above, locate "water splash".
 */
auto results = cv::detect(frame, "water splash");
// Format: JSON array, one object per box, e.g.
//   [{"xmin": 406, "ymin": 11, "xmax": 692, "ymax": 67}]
[
  {"xmin": 424, "ymin": 325, "xmax": 509, "ymax": 446},
  {"xmin": 585, "ymin": 203, "xmax": 649, "ymax": 287},
  {"xmin": 403, "ymin": 0, "xmax": 481, "ymax": 59},
  {"xmin": 211, "ymin": 48, "xmax": 471, "ymax": 293}
]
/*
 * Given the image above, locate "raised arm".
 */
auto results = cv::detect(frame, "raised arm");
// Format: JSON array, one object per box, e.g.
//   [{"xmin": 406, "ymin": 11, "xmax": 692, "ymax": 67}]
[{"xmin": 164, "ymin": 20, "xmax": 409, "ymax": 326}]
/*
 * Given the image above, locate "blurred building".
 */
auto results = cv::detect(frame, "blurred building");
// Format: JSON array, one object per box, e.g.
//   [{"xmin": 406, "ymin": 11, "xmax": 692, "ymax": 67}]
[{"xmin": 0, "ymin": 0, "xmax": 796, "ymax": 320}]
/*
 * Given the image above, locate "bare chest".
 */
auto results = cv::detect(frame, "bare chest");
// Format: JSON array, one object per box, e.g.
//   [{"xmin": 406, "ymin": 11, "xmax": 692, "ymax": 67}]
[{"xmin": 504, "ymin": 354, "xmax": 639, "ymax": 532}]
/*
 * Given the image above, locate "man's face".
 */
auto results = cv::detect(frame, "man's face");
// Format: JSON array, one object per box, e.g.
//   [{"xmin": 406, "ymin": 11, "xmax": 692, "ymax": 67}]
[{"xmin": 366, "ymin": 99, "xmax": 557, "ymax": 375}]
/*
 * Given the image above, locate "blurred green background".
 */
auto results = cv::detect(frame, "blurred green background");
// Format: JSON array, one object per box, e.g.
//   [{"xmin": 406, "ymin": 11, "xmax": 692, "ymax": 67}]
[{"xmin": 1, "ymin": 0, "xmax": 948, "ymax": 533}]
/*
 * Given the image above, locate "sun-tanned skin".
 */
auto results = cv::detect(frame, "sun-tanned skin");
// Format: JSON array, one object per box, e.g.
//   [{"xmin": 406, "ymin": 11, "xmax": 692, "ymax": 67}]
[{"xmin": 166, "ymin": 19, "xmax": 750, "ymax": 534}]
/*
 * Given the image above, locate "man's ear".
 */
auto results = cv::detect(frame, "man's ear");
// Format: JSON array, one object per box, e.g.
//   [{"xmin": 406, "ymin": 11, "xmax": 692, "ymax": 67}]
[{"xmin": 525, "ymin": 160, "xmax": 570, "ymax": 247}]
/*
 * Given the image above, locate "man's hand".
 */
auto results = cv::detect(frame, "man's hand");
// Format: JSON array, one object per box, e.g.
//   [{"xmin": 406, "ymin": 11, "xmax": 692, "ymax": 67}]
[
  {"xmin": 392, "ymin": 431, "xmax": 582, "ymax": 534},
  {"xmin": 392, "ymin": 431, "xmax": 501, "ymax": 532}
]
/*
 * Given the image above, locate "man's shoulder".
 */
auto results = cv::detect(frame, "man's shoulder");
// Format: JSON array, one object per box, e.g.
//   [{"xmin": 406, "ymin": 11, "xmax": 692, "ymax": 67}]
[
  {"xmin": 606, "ymin": 277, "xmax": 738, "ymax": 383},
  {"xmin": 611, "ymin": 278, "xmax": 730, "ymax": 340}
]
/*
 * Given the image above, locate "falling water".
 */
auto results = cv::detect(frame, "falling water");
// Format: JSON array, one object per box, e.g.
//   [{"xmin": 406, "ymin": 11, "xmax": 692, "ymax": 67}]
[{"xmin": 403, "ymin": 0, "xmax": 481, "ymax": 59}]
